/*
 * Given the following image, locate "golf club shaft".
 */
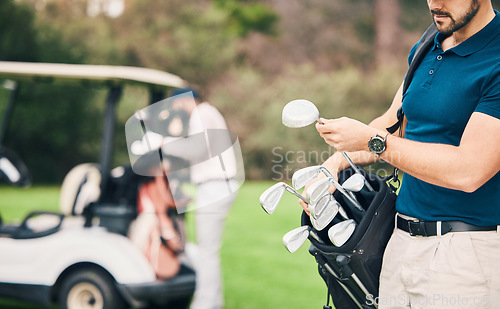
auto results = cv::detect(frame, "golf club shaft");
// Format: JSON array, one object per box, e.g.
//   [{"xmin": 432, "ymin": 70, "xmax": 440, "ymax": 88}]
[
  {"xmin": 320, "ymin": 166, "xmax": 362, "ymax": 206},
  {"xmin": 323, "ymin": 263, "xmax": 365, "ymax": 309},
  {"xmin": 318, "ymin": 167, "xmax": 363, "ymax": 211},
  {"xmin": 285, "ymin": 185, "xmax": 308, "ymax": 203},
  {"xmin": 338, "ymin": 206, "xmax": 349, "ymax": 220},
  {"xmin": 319, "ymin": 166, "xmax": 334, "ymax": 178},
  {"xmin": 346, "ymin": 190, "xmax": 358, "ymax": 202},
  {"xmin": 329, "ymin": 179, "xmax": 364, "ymax": 211},
  {"xmin": 309, "ymin": 229, "xmax": 324, "ymax": 243},
  {"xmin": 351, "ymin": 273, "xmax": 377, "ymax": 308},
  {"xmin": 341, "ymin": 152, "xmax": 374, "ymax": 192}
]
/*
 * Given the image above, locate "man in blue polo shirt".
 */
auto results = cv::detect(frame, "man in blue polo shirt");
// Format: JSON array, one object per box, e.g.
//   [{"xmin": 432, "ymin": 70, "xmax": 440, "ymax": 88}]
[{"xmin": 302, "ymin": 0, "xmax": 500, "ymax": 308}]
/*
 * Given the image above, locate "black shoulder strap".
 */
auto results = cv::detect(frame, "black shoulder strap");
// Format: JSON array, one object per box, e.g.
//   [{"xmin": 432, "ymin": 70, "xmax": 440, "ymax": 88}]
[{"xmin": 386, "ymin": 23, "xmax": 438, "ymax": 134}]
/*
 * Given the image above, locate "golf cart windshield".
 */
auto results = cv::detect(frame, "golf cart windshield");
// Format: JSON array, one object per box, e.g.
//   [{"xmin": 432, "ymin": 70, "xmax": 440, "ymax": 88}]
[{"xmin": 0, "ymin": 61, "xmax": 187, "ymax": 186}]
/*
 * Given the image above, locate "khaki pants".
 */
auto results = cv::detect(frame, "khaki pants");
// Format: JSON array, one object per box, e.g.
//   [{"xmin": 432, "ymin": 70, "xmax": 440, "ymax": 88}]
[
  {"xmin": 190, "ymin": 180, "xmax": 237, "ymax": 309},
  {"xmin": 379, "ymin": 216, "xmax": 500, "ymax": 309}
]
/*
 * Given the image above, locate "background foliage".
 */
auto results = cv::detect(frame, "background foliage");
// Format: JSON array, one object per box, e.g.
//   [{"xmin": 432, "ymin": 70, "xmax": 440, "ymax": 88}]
[{"xmin": 2, "ymin": 0, "xmax": 499, "ymax": 182}]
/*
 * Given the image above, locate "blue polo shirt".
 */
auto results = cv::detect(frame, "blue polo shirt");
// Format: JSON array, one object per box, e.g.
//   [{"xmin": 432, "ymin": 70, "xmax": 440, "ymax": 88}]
[{"xmin": 396, "ymin": 11, "xmax": 500, "ymax": 226}]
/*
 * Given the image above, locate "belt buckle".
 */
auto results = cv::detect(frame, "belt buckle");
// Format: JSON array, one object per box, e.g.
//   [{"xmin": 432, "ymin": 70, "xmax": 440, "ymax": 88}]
[{"xmin": 408, "ymin": 220, "xmax": 427, "ymax": 237}]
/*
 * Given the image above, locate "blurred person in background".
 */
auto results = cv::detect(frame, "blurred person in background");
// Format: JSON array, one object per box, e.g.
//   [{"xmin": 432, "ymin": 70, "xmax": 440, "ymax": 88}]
[{"xmin": 162, "ymin": 87, "xmax": 238, "ymax": 309}]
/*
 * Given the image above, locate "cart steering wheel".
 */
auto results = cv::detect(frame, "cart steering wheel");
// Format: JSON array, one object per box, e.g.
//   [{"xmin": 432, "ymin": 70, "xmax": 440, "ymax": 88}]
[{"xmin": 0, "ymin": 146, "xmax": 32, "ymax": 187}]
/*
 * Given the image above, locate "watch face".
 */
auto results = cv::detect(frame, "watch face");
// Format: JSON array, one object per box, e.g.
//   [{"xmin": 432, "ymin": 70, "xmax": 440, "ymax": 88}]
[{"xmin": 369, "ymin": 137, "xmax": 386, "ymax": 154}]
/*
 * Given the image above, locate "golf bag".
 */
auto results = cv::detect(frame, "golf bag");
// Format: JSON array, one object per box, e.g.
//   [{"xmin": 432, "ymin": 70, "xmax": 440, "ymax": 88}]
[
  {"xmin": 132, "ymin": 175, "xmax": 187, "ymax": 279},
  {"xmin": 302, "ymin": 167, "xmax": 397, "ymax": 309}
]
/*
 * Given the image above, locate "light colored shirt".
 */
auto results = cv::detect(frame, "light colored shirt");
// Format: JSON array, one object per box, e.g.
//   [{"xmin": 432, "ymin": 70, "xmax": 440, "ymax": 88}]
[{"xmin": 162, "ymin": 102, "xmax": 237, "ymax": 184}]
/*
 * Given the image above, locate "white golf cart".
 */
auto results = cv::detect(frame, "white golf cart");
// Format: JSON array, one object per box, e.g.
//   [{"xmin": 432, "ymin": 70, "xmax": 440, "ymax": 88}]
[{"xmin": 0, "ymin": 61, "xmax": 196, "ymax": 309}]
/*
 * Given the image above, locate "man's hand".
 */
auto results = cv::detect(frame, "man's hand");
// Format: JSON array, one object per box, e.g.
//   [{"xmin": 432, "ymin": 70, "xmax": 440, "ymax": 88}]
[
  {"xmin": 298, "ymin": 197, "xmax": 310, "ymax": 216},
  {"xmin": 315, "ymin": 117, "xmax": 378, "ymax": 153}
]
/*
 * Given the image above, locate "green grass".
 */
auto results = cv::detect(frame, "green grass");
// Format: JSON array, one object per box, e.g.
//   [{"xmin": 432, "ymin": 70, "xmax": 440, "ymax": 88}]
[
  {"xmin": 0, "ymin": 186, "xmax": 60, "ymax": 224},
  {"xmin": 0, "ymin": 182, "xmax": 326, "ymax": 309}
]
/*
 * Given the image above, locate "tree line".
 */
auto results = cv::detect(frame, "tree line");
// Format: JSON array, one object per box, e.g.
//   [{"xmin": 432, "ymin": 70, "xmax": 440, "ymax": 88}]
[{"xmin": 2, "ymin": 0, "xmax": 498, "ymax": 181}]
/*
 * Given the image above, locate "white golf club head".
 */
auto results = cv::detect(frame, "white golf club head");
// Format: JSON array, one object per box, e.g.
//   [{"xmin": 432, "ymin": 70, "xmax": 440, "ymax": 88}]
[
  {"xmin": 292, "ymin": 166, "xmax": 322, "ymax": 190},
  {"xmin": 306, "ymin": 178, "xmax": 332, "ymax": 206},
  {"xmin": 342, "ymin": 174, "xmax": 365, "ymax": 192},
  {"xmin": 283, "ymin": 226, "xmax": 310, "ymax": 253},
  {"xmin": 320, "ymin": 176, "xmax": 364, "ymax": 212},
  {"xmin": 328, "ymin": 219, "xmax": 357, "ymax": 247},
  {"xmin": 259, "ymin": 182, "xmax": 286, "ymax": 214},
  {"xmin": 292, "ymin": 165, "xmax": 335, "ymax": 190},
  {"xmin": 310, "ymin": 194, "xmax": 340, "ymax": 231},
  {"xmin": 310, "ymin": 193, "xmax": 335, "ymax": 219},
  {"xmin": 340, "ymin": 153, "xmax": 374, "ymax": 192},
  {"xmin": 282, "ymin": 99, "xmax": 319, "ymax": 128}
]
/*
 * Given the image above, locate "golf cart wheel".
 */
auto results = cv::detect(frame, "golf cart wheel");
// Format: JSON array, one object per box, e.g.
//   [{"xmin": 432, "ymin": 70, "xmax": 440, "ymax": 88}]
[
  {"xmin": 59, "ymin": 268, "xmax": 127, "ymax": 309},
  {"xmin": 146, "ymin": 297, "xmax": 192, "ymax": 309}
]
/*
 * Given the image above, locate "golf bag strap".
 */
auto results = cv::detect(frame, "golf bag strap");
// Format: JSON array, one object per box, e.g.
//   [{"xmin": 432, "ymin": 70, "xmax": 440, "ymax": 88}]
[{"xmin": 386, "ymin": 23, "xmax": 438, "ymax": 135}]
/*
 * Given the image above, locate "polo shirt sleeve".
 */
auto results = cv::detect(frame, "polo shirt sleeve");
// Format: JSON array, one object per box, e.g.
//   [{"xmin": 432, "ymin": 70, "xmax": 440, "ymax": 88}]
[{"xmin": 476, "ymin": 63, "xmax": 500, "ymax": 119}]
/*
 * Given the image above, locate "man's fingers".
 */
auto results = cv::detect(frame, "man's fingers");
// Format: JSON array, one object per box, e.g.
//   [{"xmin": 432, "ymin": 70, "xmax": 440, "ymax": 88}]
[
  {"xmin": 317, "ymin": 117, "xmax": 327, "ymax": 125},
  {"xmin": 316, "ymin": 122, "xmax": 329, "ymax": 133},
  {"xmin": 299, "ymin": 199, "xmax": 310, "ymax": 216}
]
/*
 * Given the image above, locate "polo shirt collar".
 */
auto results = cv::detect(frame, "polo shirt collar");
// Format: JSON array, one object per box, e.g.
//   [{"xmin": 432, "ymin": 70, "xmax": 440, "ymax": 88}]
[{"xmin": 433, "ymin": 10, "xmax": 500, "ymax": 56}]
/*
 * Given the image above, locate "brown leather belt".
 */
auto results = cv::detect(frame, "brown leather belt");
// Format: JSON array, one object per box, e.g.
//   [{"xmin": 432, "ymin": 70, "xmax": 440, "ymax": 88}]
[{"xmin": 397, "ymin": 215, "xmax": 497, "ymax": 237}]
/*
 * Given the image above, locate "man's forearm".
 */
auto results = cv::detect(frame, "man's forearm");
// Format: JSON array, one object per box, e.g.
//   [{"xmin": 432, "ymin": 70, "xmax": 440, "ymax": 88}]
[
  {"xmin": 322, "ymin": 150, "xmax": 375, "ymax": 173},
  {"xmin": 381, "ymin": 135, "xmax": 482, "ymax": 192},
  {"xmin": 378, "ymin": 112, "xmax": 500, "ymax": 192}
]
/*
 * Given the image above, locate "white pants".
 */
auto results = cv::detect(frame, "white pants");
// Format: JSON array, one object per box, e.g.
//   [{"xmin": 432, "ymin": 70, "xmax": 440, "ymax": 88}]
[
  {"xmin": 379, "ymin": 219, "xmax": 500, "ymax": 309},
  {"xmin": 190, "ymin": 180, "xmax": 237, "ymax": 309}
]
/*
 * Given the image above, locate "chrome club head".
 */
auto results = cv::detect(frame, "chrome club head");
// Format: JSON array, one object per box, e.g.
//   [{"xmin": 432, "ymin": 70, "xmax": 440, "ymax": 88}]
[
  {"xmin": 342, "ymin": 174, "xmax": 366, "ymax": 193},
  {"xmin": 259, "ymin": 182, "xmax": 286, "ymax": 214},
  {"xmin": 282, "ymin": 99, "xmax": 319, "ymax": 128},
  {"xmin": 259, "ymin": 182, "xmax": 308, "ymax": 214},
  {"xmin": 328, "ymin": 219, "xmax": 357, "ymax": 247},
  {"xmin": 309, "ymin": 176, "xmax": 363, "ymax": 212},
  {"xmin": 305, "ymin": 178, "xmax": 332, "ymax": 206},
  {"xmin": 340, "ymin": 153, "xmax": 374, "ymax": 192},
  {"xmin": 310, "ymin": 194, "xmax": 340, "ymax": 231},
  {"xmin": 283, "ymin": 226, "xmax": 310, "ymax": 253},
  {"xmin": 292, "ymin": 166, "xmax": 320, "ymax": 190},
  {"xmin": 292, "ymin": 165, "xmax": 334, "ymax": 190}
]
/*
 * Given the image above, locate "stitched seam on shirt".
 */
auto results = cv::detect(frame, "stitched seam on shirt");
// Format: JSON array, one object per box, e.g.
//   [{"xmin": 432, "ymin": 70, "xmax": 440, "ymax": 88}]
[{"xmin": 480, "ymin": 62, "xmax": 500, "ymax": 96}]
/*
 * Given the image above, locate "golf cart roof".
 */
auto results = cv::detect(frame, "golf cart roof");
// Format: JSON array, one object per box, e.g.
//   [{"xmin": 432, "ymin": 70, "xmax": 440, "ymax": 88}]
[{"xmin": 0, "ymin": 61, "xmax": 186, "ymax": 88}]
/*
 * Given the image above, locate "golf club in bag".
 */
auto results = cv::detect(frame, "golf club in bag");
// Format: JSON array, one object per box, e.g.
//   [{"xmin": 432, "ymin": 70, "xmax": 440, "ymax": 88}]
[{"xmin": 302, "ymin": 167, "xmax": 397, "ymax": 309}]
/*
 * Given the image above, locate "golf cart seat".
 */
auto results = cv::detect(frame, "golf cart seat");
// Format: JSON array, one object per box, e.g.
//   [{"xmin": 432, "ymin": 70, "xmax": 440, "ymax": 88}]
[
  {"xmin": 60, "ymin": 163, "xmax": 139, "ymax": 236},
  {"xmin": 60, "ymin": 163, "xmax": 101, "ymax": 216}
]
